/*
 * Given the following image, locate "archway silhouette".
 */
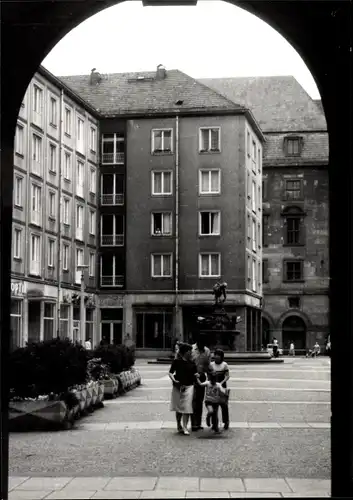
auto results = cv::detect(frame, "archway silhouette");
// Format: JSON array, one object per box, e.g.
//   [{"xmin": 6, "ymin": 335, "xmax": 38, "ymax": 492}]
[
  {"xmin": 1, "ymin": 1, "xmax": 351, "ymax": 497},
  {"xmin": 282, "ymin": 315, "xmax": 307, "ymax": 351}
]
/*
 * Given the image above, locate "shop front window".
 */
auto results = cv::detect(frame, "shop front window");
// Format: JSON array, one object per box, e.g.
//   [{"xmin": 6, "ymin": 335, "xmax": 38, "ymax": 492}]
[
  {"xmin": 10, "ymin": 299, "xmax": 22, "ymax": 350},
  {"xmin": 43, "ymin": 302, "xmax": 55, "ymax": 341},
  {"xmin": 135, "ymin": 311, "xmax": 173, "ymax": 349}
]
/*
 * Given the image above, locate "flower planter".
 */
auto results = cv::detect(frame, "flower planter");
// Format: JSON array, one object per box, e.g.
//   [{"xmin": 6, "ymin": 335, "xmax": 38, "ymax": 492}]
[
  {"xmin": 102, "ymin": 377, "xmax": 120, "ymax": 398},
  {"xmin": 118, "ymin": 368, "xmax": 141, "ymax": 392},
  {"xmin": 9, "ymin": 399, "xmax": 70, "ymax": 431}
]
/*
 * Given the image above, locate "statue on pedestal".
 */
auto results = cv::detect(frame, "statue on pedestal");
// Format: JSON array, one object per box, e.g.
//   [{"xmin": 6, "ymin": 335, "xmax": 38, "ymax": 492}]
[{"xmin": 212, "ymin": 281, "xmax": 228, "ymax": 306}]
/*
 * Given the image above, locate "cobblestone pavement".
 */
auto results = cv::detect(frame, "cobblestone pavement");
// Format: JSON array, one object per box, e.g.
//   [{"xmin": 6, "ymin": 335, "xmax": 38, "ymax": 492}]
[{"xmin": 9, "ymin": 357, "xmax": 331, "ymax": 498}]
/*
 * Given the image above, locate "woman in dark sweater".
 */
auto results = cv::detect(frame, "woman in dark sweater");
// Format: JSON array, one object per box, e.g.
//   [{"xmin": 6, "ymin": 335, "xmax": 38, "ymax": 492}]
[{"xmin": 169, "ymin": 342, "xmax": 197, "ymax": 435}]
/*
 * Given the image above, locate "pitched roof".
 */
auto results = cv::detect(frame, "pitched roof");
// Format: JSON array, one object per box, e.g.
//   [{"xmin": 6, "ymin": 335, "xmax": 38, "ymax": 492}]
[
  {"xmin": 264, "ymin": 132, "xmax": 329, "ymax": 166},
  {"xmin": 198, "ymin": 76, "xmax": 327, "ymax": 132},
  {"xmin": 58, "ymin": 69, "xmax": 243, "ymax": 116}
]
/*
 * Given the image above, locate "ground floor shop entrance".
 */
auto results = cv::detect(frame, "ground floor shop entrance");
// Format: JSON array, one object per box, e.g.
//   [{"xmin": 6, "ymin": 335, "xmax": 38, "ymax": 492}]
[
  {"xmin": 134, "ymin": 308, "xmax": 173, "ymax": 349},
  {"xmin": 282, "ymin": 315, "xmax": 307, "ymax": 351},
  {"xmin": 100, "ymin": 308, "xmax": 123, "ymax": 345}
]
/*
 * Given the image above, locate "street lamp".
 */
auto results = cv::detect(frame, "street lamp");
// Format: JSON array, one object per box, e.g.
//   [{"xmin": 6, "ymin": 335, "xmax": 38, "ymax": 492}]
[{"xmin": 77, "ymin": 264, "xmax": 89, "ymax": 345}]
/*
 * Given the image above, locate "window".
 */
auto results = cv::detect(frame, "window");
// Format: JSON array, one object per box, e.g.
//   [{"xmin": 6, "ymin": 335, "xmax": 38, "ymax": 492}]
[
  {"xmin": 33, "ymin": 85, "xmax": 43, "ymax": 115},
  {"xmin": 43, "ymin": 303, "xmax": 55, "ymax": 341},
  {"xmin": 283, "ymin": 207, "xmax": 305, "ymax": 245},
  {"xmin": 288, "ymin": 296, "xmax": 300, "ymax": 308},
  {"xmin": 199, "ymin": 127, "xmax": 220, "ymax": 152},
  {"xmin": 30, "ymin": 234, "xmax": 41, "ymax": 275},
  {"xmin": 258, "ymin": 261, "xmax": 261, "ymax": 291},
  {"xmin": 101, "ymin": 173, "xmax": 124, "ymax": 205},
  {"xmin": 76, "ymin": 247, "xmax": 84, "ymax": 267},
  {"xmin": 89, "ymin": 210, "xmax": 96, "ymax": 235},
  {"xmin": 48, "ymin": 191, "xmax": 56, "ymax": 219},
  {"xmin": 63, "ymin": 198, "xmax": 70, "ymax": 225},
  {"xmin": 135, "ymin": 311, "xmax": 173, "ymax": 349},
  {"xmin": 31, "ymin": 134, "xmax": 42, "ymax": 175},
  {"xmin": 152, "ymin": 254, "xmax": 172, "ymax": 277},
  {"xmin": 13, "ymin": 228, "xmax": 22, "ymax": 259},
  {"xmin": 14, "ymin": 176, "xmax": 23, "ymax": 207},
  {"xmin": 257, "ymin": 148, "xmax": 261, "ymax": 173},
  {"xmin": 64, "ymin": 107, "xmax": 71, "ymax": 135},
  {"xmin": 252, "ymin": 219, "xmax": 257, "ymax": 252},
  {"xmin": 285, "ymin": 180, "xmax": 302, "ymax": 200},
  {"xmin": 152, "ymin": 171, "xmax": 172, "ymax": 195},
  {"xmin": 252, "ymin": 259, "xmax": 257, "ymax": 292},
  {"xmin": 10, "ymin": 300, "xmax": 22, "ymax": 351},
  {"xmin": 247, "ymin": 131, "xmax": 250, "ymax": 157},
  {"xmin": 199, "ymin": 253, "xmax": 220, "ymax": 277},
  {"xmin": 257, "ymin": 223, "xmax": 261, "ymax": 250},
  {"xmin": 89, "ymin": 252, "xmax": 95, "ymax": 277},
  {"xmin": 77, "ymin": 117, "xmax": 84, "ymax": 143},
  {"xmin": 90, "ymin": 126, "xmax": 97, "ymax": 152},
  {"xmin": 200, "ymin": 211, "xmax": 220, "ymax": 236},
  {"xmin": 247, "ymin": 171, "xmax": 251, "ymax": 201},
  {"xmin": 15, "ymin": 124, "xmax": 24, "ymax": 155},
  {"xmin": 262, "ymin": 179, "xmax": 267, "ymax": 201},
  {"xmin": 62, "ymin": 244, "xmax": 69, "ymax": 270},
  {"xmin": 252, "ymin": 141, "xmax": 256, "ymax": 171},
  {"xmin": 258, "ymin": 186, "xmax": 261, "ymax": 212},
  {"xmin": 48, "ymin": 239, "xmax": 55, "ymax": 267},
  {"xmin": 284, "ymin": 260, "xmax": 304, "ymax": 282},
  {"xmin": 247, "ymin": 255, "xmax": 251, "ymax": 286},
  {"xmin": 285, "ymin": 137, "xmax": 302, "ymax": 156},
  {"xmin": 199, "ymin": 169, "xmax": 220, "ymax": 194},
  {"xmin": 262, "ymin": 214, "xmax": 269, "ymax": 247},
  {"xmin": 76, "ymin": 160, "xmax": 84, "ymax": 197},
  {"xmin": 152, "ymin": 129, "xmax": 172, "ymax": 153},
  {"xmin": 101, "ymin": 214, "xmax": 124, "ymax": 246},
  {"xmin": 49, "ymin": 143, "xmax": 56, "ymax": 173},
  {"xmin": 64, "ymin": 152, "xmax": 71, "ymax": 180},
  {"xmin": 31, "ymin": 184, "xmax": 41, "ymax": 225},
  {"xmin": 89, "ymin": 168, "xmax": 96, "ymax": 194},
  {"xmin": 76, "ymin": 204, "xmax": 84, "ymax": 240},
  {"xmin": 100, "ymin": 255, "xmax": 124, "ymax": 287},
  {"xmin": 101, "ymin": 133, "xmax": 125, "ymax": 164},
  {"xmin": 262, "ymin": 259, "xmax": 269, "ymax": 283},
  {"xmin": 247, "ymin": 214, "xmax": 251, "ymax": 248},
  {"xmin": 59, "ymin": 305, "xmax": 70, "ymax": 337},
  {"xmin": 49, "ymin": 97, "xmax": 57, "ymax": 126},
  {"xmin": 86, "ymin": 308, "xmax": 94, "ymax": 341},
  {"xmin": 252, "ymin": 181, "xmax": 256, "ymax": 212},
  {"xmin": 152, "ymin": 212, "xmax": 172, "ymax": 236}
]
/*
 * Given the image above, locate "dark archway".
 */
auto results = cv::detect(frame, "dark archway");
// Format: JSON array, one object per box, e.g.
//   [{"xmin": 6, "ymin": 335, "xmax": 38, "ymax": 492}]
[
  {"xmin": 282, "ymin": 315, "xmax": 307, "ymax": 352},
  {"xmin": 1, "ymin": 1, "xmax": 352, "ymax": 497},
  {"xmin": 262, "ymin": 317, "xmax": 271, "ymax": 347}
]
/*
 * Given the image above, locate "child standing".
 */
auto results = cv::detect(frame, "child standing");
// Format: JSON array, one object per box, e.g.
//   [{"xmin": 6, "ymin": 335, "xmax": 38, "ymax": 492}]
[
  {"xmin": 210, "ymin": 349, "xmax": 230, "ymax": 430},
  {"xmin": 196, "ymin": 370, "xmax": 227, "ymax": 433}
]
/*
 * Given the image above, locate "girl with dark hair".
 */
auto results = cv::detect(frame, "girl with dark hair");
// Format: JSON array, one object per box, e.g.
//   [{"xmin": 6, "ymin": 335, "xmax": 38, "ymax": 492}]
[
  {"xmin": 210, "ymin": 349, "xmax": 230, "ymax": 430},
  {"xmin": 169, "ymin": 343, "xmax": 197, "ymax": 435}
]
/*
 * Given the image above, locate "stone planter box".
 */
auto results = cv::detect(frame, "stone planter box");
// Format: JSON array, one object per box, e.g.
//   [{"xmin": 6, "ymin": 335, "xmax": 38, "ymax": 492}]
[
  {"xmin": 119, "ymin": 368, "xmax": 141, "ymax": 392},
  {"xmin": 102, "ymin": 377, "xmax": 120, "ymax": 398}
]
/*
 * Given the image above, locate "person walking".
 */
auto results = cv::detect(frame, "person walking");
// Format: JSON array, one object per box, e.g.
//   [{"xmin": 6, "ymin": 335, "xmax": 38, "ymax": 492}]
[
  {"xmin": 313, "ymin": 341, "xmax": 321, "ymax": 357},
  {"xmin": 195, "ymin": 370, "xmax": 227, "ymax": 433},
  {"xmin": 289, "ymin": 341, "xmax": 295, "ymax": 357},
  {"xmin": 84, "ymin": 337, "xmax": 92, "ymax": 350},
  {"xmin": 210, "ymin": 349, "xmax": 230, "ymax": 430},
  {"xmin": 191, "ymin": 335, "xmax": 211, "ymax": 431},
  {"xmin": 169, "ymin": 343, "xmax": 197, "ymax": 435},
  {"xmin": 273, "ymin": 337, "xmax": 279, "ymax": 358}
]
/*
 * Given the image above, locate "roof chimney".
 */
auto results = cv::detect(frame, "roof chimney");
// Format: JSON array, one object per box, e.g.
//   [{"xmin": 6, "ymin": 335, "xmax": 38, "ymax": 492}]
[
  {"xmin": 90, "ymin": 68, "xmax": 102, "ymax": 86},
  {"xmin": 156, "ymin": 64, "xmax": 167, "ymax": 80}
]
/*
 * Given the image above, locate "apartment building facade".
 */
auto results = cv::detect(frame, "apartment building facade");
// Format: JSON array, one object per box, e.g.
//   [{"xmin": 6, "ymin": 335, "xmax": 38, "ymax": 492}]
[
  {"xmin": 201, "ymin": 76, "xmax": 329, "ymax": 351},
  {"xmin": 11, "ymin": 66, "xmax": 99, "ymax": 350}
]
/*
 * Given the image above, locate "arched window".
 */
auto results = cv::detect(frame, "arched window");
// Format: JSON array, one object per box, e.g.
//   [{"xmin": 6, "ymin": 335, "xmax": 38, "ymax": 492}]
[{"xmin": 282, "ymin": 206, "xmax": 305, "ymax": 245}]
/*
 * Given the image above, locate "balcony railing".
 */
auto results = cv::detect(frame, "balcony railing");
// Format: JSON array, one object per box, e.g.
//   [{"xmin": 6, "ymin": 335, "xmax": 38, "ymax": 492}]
[
  {"xmin": 101, "ymin": 152, "xmax": 125, "ymax": 165},
  {"xmin": 101, "ymin": 193, "xmax": 124, "ymax": 206},
  {"xmin": 101, "ymin": 234, "xmax": 124, "ymax": 247},
  {"xmin": 100, "ymin": 275, "xmax": 124, "ymax": 287}
]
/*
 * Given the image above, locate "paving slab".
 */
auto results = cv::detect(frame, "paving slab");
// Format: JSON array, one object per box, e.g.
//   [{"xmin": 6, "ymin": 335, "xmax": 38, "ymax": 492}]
[
  {"xmin": 16, "ymin": 478, "xmax": 73, "ymax": 490},
  {"xmin": 156, "ymin": 477, "xmax": 199, "ymax": 491},
  {"xmin": 9, "ymin": 477, "xmax": 30, "ymax": 491},
  {"xmin": 140, "ymin": 490, "xmax": 186, "ymax": 498},
  {"xmin": 92, "ymin": 492, "xmax": 142, "ymax": 499},
  {"xmin": 186, "ymin": 492, "xmax": 230, "ymax": 498},
  {"xmin": 248, "ymin": 423, "xmax": 281, "ymax": 428},
  {"xmin": 200, "ymin": 478, "xmax": 245, "ymax": 492},
  {"xmin": 106, "ymin": 477, "xmax": 158, "ymax": 491},
  {"xmin": 230, "ymin": 494, "xmax": 282, "ymax": 498},
  {"xmin": 308, "ymin": 423, "xmax": 330, "ymax": 429},
  {"xmin": 45, "ymin": 491, "xmax": 97, "ymax": 499},
  {"xmin": 286, "ymin": 478, "xmax": 331, "ymax": 492},
  {"xmin": 243, "ymin": 478, "xmax": 291, "ymax": 493},
  {"xmin": 9, "ymin": 491, "xmax": 53, "ymax": 500},
  {"xmin": 279, "ymin": 423, "xmax": 310, "ymax": 428},
  {"xmin": 281, "ymin": 493, "xmax": 330, "ymax": 498},
  {"xmin": 230, "ymin": 422, "xmax": 249, "ymax": 428},
  {"xmin": 62, "ymin": 477, "xmax": 111, "ymax": 490}
]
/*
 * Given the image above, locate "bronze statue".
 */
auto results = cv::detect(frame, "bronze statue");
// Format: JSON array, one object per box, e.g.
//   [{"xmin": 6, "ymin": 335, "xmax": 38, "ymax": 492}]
[{"xmin": 212, "ymin": 281, "xmax": 228, "ymax": 305}]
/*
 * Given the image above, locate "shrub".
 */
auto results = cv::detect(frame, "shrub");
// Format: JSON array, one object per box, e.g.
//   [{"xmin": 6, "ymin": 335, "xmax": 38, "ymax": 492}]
[
  {"xmin": 93, "ymin": 344, "xmax": 135, "ymax": 374},
  {"xmin": 9, "ymin": 338, "xmax": 88, "ymax": 400}
]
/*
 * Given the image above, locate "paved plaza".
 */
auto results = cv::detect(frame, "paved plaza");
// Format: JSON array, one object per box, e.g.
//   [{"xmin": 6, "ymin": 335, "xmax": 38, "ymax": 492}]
[{"xmin": 9, "ymin": 357, "xmax": 331, "ymax": 498}]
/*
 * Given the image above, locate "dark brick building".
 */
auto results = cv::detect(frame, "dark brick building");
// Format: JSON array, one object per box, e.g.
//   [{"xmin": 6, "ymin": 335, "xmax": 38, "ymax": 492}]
[
  {"xmin": 201, "ymin": 76, "xmax": 329, "ymax": 352},
  {"xmin": 60, "ymin": 67, "xmax": 265, "ymax": 354}
]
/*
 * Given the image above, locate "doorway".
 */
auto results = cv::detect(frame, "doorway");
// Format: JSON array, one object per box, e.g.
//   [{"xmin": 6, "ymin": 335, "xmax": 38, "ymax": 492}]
[
  {"xmin": 100, "ymin": 308, "xmax": 123, "ymax": 345},
  {"xmin": 282, "ymin": 315, "xmax": 307, "ymax": 351},
  {"xmin": 28, "ymin": 301, "xmax": 41, "ymax": 344}
]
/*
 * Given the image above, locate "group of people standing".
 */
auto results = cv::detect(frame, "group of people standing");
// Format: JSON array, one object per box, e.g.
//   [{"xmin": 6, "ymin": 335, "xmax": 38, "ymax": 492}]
[{"xmin": 169, "ymin": 337, "xmax": 230, "ymax": 435}]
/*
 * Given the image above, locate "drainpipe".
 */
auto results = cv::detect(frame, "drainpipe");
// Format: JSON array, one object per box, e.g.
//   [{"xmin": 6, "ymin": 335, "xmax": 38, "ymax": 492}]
[
  {"xmin": 175, "ymin": 115, "xmax": 180, "ymax": 342},
  {"xmin": 56, "ymin": 88, "xmax": 64, "ymax": 337}
]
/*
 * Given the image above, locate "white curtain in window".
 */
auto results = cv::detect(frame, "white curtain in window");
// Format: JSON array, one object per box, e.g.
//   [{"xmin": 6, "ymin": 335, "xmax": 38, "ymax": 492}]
[
  {"xmin": 163, "ymin": 213, "xmax": 171, "ymax": 234},
  {"xmin": 153, "ymin": 255, "xmax": 162, "ymax": 276},
  {"xmin": 153, "ymin": 172, "xmax": 162, "ymax": 193},
  {"xmin": 201, "ymin": 255, "xmax": 209, "ymax": 275},
  {"xmin": 211, "ymin": 254, "xmax": 219, "ymax": 275},
  {"xmin": 163, "ymin": 255, "xmax": 171, "ymax": 276},
  {"xmin": 210, "ymin": 171, "xmax": 219, "ymax": 192}
]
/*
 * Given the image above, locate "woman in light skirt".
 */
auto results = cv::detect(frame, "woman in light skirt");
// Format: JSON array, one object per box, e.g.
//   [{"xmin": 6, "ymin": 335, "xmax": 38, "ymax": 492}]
[{"xmin": 169, "ymin": 343, "xmax": 197, "ymax": 435}]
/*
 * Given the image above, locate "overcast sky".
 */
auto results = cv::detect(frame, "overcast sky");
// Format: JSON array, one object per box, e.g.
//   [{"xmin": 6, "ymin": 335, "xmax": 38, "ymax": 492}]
[{"xmin": 43, "ymin": 0, "xmax": 320, "ymax": 99}]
